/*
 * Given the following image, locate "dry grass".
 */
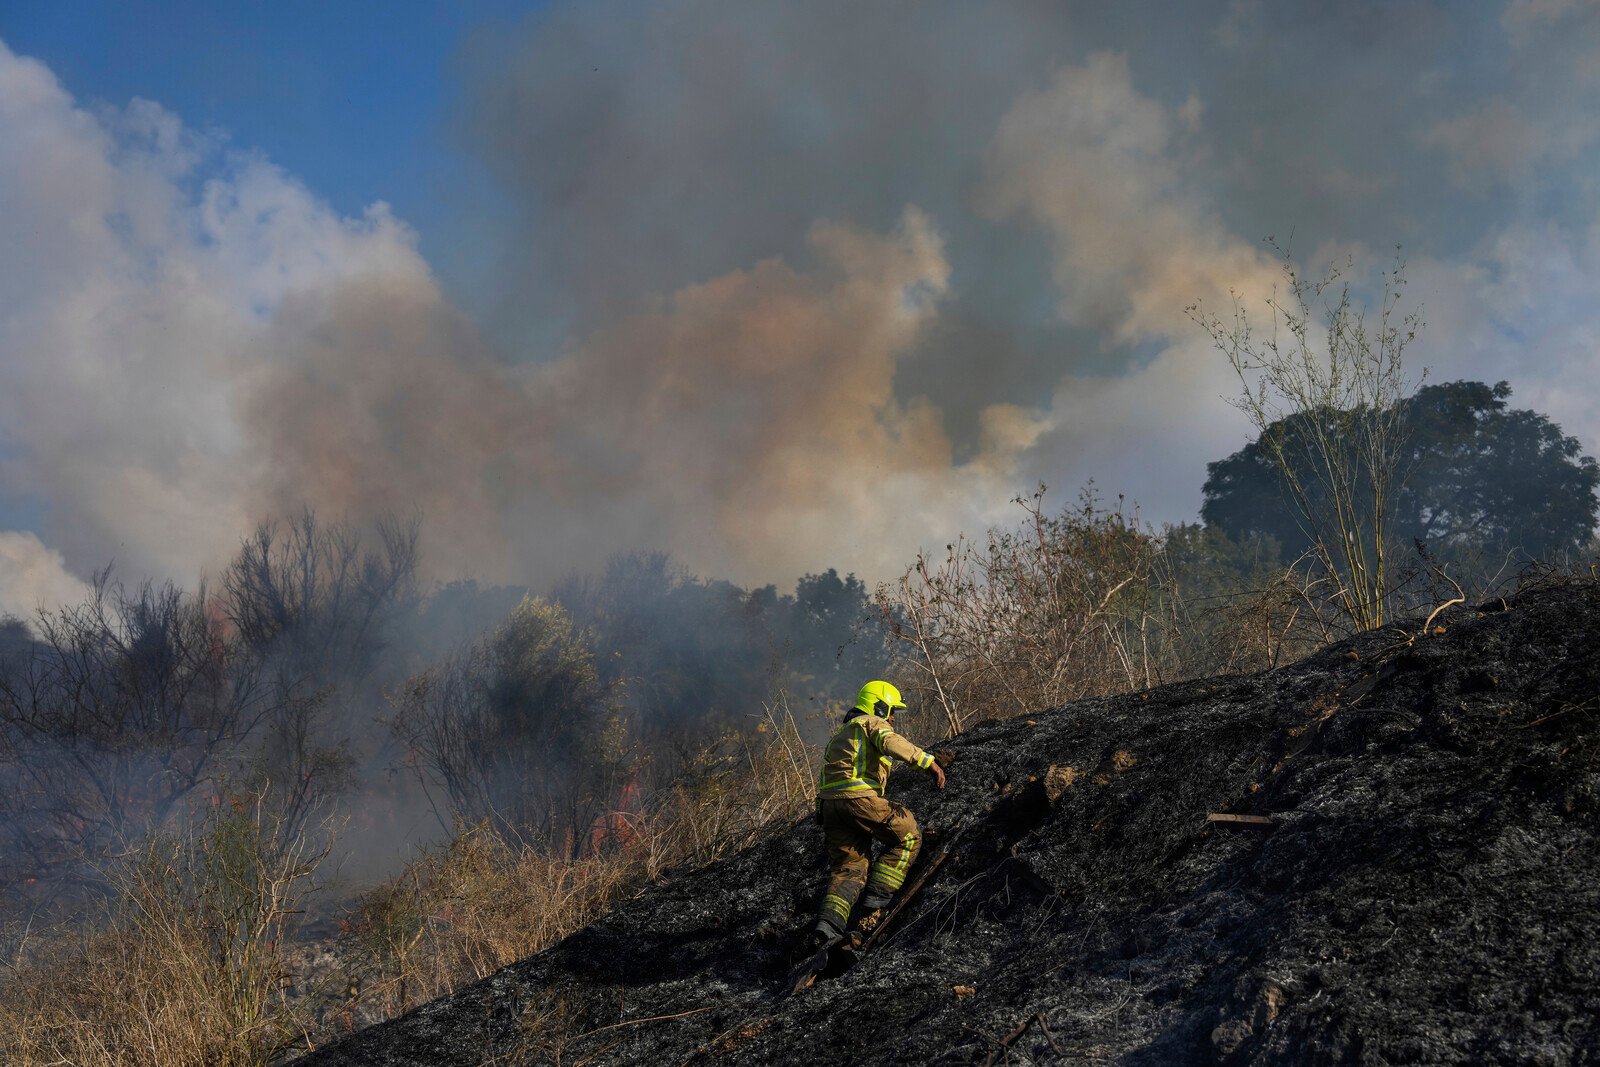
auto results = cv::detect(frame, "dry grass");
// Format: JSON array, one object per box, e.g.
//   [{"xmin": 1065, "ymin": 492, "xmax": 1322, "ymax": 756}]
[
  {"xmin": 340, "ymin": 699, "xmax": 816, "ymax": 1025},
  {"xmin": 879, "ymin": 491, "xmax": 1600, "ymax": 739},
  {"xmin": 879, "ymin": 489, "xmax": 1313, "ymax": 734},
  {"xmin": 0, "ymin": 704, "xmax": 816, "ymax": 1061},
  {"xmin": 341, "ymin": 823, "xmax": 640, "ymax": 1018},
  {"xmin": 0, "ymin": 793, "xmax": 327, "ymax": 1067}
]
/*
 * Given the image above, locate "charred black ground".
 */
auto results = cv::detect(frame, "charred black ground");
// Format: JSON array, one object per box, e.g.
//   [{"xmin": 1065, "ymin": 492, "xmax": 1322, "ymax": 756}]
[{"xmin": 300, "ymin": 581, "xmax": 1600, "ymax": 1065}]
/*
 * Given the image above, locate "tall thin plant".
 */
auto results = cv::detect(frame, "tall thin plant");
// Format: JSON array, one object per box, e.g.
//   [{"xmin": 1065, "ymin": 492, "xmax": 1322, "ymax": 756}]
[{"xmin": 1190, "ymin": 246, "xmax": 1421, "ymax": 631}]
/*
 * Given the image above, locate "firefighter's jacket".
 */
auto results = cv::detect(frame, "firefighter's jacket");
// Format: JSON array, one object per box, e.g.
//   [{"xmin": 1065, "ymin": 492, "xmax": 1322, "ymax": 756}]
[{"xmin": 817, "ymin": 713, "xmax": 934, "ymax": 798}]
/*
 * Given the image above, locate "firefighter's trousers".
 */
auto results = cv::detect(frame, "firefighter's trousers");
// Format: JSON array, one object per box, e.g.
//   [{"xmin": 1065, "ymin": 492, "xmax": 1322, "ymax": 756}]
[{"xmin": 815, "ymin": 794, "xmax": 921, "ymax": 936}]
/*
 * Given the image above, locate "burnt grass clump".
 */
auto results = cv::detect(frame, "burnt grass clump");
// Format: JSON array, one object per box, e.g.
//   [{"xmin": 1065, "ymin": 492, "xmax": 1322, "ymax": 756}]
[{"xmin": 301, "ymin": 581, "xmax": 1600, "ymax": 1065}]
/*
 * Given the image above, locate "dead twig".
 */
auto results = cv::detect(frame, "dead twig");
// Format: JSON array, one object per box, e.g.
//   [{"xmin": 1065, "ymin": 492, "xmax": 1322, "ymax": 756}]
[
  {"xmin": 1034, "ymin": 1012, "xmax": 1064, "ymax": 1056},
  {"xmin": 575, "ymin": 1004, "xmax": 716, "ymax": 1040},
  {"xmin": 1422, "ymin": 595, "xmax": 1465, "ymax": 635},
  {"xmin": 1514, "ymin": 697, "xmax": 1599, "ymax": 731},
  {"xmin": 982, "ymin": 1013, "xmax": 1038, "ymax": 1066},
  {"xmin": 676, "ymin": 1014, "xmax": 752, "ymax": 1067}
]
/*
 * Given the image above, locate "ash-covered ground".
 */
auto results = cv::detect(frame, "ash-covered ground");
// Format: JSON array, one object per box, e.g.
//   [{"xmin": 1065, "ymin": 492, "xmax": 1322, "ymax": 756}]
[{"xmin": 299, "ymin": 580, "xmax": 1600, "ymax": 1065}]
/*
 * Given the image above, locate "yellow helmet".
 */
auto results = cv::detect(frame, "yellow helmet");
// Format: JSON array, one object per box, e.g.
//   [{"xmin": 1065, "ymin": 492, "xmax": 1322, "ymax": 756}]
[{"xmin": 854, "ymin": 680, "xmax": 906, "ymax": 718}]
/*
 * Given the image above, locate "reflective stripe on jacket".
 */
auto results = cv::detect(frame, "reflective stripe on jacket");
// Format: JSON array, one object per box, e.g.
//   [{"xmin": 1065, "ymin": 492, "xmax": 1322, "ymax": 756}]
[{"xmin": 817, "ymin": 713, "xmax": 934, "ymax": 797}]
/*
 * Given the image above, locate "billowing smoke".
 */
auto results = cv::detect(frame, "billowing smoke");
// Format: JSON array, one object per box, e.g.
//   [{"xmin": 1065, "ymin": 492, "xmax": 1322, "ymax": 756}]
[
  {"xmin": 4, "ymin": 0, "xmax": 1600, "ymax": 612},
  {"xmin": 0, "ymin": 533, "xmax": 92, "ymax": 619},
  {"xmin": 0, "ymin": 33, "xmax": 1035, "ymax": 596},
  {"xmin": 0, "ymin": 42, "xmax": 435, "ymax": 592}
]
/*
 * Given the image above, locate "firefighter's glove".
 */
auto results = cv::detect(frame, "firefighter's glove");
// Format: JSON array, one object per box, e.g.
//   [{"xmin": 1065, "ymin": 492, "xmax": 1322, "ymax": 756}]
[{"xmin": 930, "ymin": 762, "xmax": 947, "ymax": 791}]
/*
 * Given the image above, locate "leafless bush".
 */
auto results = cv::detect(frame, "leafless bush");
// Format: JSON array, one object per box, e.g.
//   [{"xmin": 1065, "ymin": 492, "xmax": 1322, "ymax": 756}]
[
  {"xmin": 0, "ymin": 790, "xmax": 327, "ymax": 1067},
  {"xmin": 0, "ymin": 574, "xmax": 273, "ymax": 894},
  {"xmin": 221, "ymin": 511, "xmax": 419, "ymax": 828},
  {"xmin": 878, "ymin": 489, "xmax": 1323, "ymax": 734},
  {"xmin": 879, "ymin": 489, "xmax": 1181, "ymax": 733},
  {"xmin": 222, "ymin": 510, "xmax": 418, "ymax": 678},
  {"xmin": 1191, "ymin": 248, "xmax": 1421, "ymax": 631},
  {"xmin": 389, "ymin": 596, "xmax": 627, "ymax": 858}
]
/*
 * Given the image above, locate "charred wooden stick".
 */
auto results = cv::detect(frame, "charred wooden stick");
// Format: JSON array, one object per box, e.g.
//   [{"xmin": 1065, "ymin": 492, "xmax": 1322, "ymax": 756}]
[
  {"xmin": 1034, "ymin": 1012, "xmax": 1064, "ymax": 1055},
  {"xmin": 857, "ymin": 814, "xmax": 977, "ymax": 955},
  {"xmin": 981, "ymin": 1014, "xmax": 1037, "ymax": 1067},
  {"xmin": 1206, "ymin": 812, "xmax": 1276, "ymax": 827},
  {"xmin": 857, "ymin": 850, "xmax": 950, "ymax": 955}
]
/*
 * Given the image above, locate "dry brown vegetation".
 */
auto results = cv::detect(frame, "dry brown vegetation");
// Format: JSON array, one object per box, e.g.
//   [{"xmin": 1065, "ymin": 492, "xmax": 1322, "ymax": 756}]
[
  {"xmin": 0, "ymin": 702, "xmax": 815, "ymax": 1063},
  {"xmin": 0, "ymin": 488, "xmax": 1587, "ymax": 1063},
  {"xmin": 0, "ymin": 792, "xmax": 327, "ymax": 1067},
  {"xmin": 332, "ymin": 700, "xmax": 816, "ymax": 1032},
  {"xmin": 878, "ymin": 487, "xmax": 1324, "ymax": 736}
]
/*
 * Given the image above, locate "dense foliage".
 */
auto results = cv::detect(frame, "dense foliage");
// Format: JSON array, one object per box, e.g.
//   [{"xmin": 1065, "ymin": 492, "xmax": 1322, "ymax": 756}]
[{"xmin": 1203, "ymin": 380, "xmax": 1600, "ymax": 569}]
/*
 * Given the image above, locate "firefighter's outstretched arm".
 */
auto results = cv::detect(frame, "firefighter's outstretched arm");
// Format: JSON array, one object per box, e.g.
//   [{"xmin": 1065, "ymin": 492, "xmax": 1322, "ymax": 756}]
[{"xmin": 871, "ymin": 722, "xmax": 945, "ymax": 789}]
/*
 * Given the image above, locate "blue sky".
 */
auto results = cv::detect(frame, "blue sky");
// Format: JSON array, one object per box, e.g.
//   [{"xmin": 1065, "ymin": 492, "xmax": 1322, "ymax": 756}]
[
  {"xmin": 1, "ymin": 0, "xmax": 535, "ymax": 271},
  {"xmin": 1, "ymin": 1, "xmax": 1598, "ymax": 612}
]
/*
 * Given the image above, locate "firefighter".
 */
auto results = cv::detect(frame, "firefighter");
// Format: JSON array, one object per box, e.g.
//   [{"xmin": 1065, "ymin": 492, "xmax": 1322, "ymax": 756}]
[{"xmin": 811, "ymin": 680, "xmax": 946, "ymax": 945}]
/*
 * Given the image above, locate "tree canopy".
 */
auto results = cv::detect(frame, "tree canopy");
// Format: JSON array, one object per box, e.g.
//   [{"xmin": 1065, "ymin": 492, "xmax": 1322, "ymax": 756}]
[{"xmin": 1202, "ymin": 380, "xmax": 1599, "ymax": 566}]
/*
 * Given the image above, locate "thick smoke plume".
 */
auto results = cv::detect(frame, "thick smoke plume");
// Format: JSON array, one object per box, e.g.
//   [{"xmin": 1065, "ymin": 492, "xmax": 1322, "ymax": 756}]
[{"xmin": 4, "ymin": 0, "xmax": 1600, "ymax": 609}]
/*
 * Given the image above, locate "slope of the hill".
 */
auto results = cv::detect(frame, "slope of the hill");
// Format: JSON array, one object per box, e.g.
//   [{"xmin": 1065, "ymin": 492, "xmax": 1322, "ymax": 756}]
[{"xmin": 301, "ymin": 580, "xmax": 1600, "ymax": 1065}]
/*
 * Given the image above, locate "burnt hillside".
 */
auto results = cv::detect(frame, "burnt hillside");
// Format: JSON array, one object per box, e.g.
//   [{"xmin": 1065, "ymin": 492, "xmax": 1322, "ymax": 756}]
[{"xmin": 302, "ymin": 580, "xmax": 1600, "ymax": 1065}]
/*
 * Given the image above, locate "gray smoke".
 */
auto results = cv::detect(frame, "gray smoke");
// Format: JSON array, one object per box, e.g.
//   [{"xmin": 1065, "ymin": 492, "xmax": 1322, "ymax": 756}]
[{"xmin": 4, "ymin": 0, "xmax": 1600, "ymax": 608}]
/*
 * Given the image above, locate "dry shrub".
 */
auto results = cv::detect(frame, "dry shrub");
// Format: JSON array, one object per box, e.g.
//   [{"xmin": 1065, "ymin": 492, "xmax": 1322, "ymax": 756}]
[
  {"xmin": 626, "ymin": 697, "xmax": 816, "ymax": 878},
  {"xmin": 343, "ymin": 700, "xmax": 816, "ymax": 1025},
  {"xmin": 879, "ymin": 488, "xmax": 1314, "ymax": 733},
  {"xmin": 1192, "ymin": 247, "xmax": 1418, "ymax": 633},
  {"xmin": 0, "ymin": 792, "xmax": 326, "ymax": 1067},
  {"xmin": 882, "ymin": 489, "xmax": 1182, "ymax": 733},
  {"xmin": 343, "ymin": 822, "xmax": 637, "ymax": 1018}
]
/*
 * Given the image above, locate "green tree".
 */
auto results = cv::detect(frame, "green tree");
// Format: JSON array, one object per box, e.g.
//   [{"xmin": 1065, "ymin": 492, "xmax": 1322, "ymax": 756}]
[
  {"xmin": 1397, "ymin": 381, "xmax": 1599, "ymax": 561},
  {"xmin": 1203, "ymin": 380, "xmax": 1600, "ymax": 572},
  {"xmin": 768, "ymin": 568, "xmax": 887, "ymax": 700}
]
